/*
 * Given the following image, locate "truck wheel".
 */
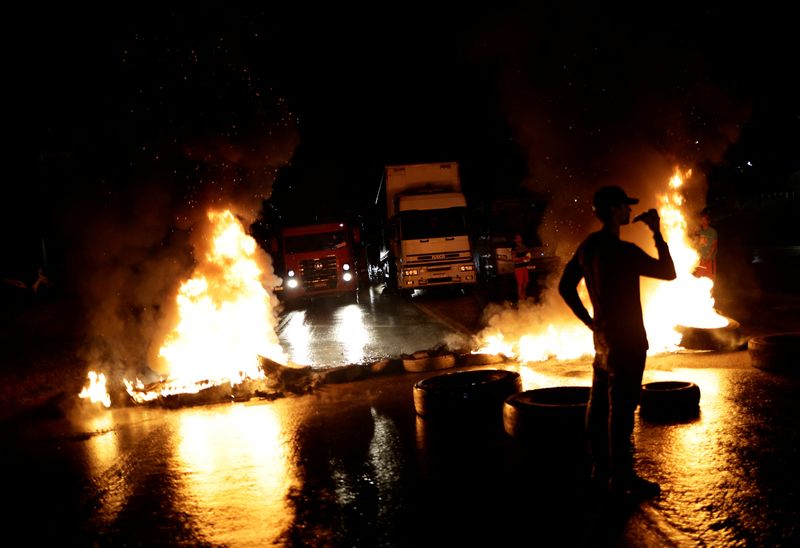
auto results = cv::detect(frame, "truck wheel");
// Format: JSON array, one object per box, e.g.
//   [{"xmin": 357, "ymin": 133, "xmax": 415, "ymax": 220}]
[
  {"xmin": 387, "ymin": 258, "xmax": 399, "ymax": 292},
  {"xmin": 639, "ymin": 381, "xmax": 700, "ymax": 422},
  {"xmin": 413, "ymin": 369, "xmax": 522, "ymax": 419},
  {"xmin": 748, "ymin": 333, "xmax": 800, "ymax": 373}
]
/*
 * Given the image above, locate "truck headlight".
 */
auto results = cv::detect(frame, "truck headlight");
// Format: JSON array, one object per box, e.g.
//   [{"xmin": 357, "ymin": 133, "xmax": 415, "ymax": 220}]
[
  {"xmin": 342, "ymin": 263, "xmax": 350, "ymax": 271},
  {"xmin": 342, "ymin": 272, "xmax": 353, "ymax": 282},
  {"xmin": 287, "ymin": 279, "xmax": 299, "ymax": 289},
  {"xmin": 287, "ymin": 270, "xmax": 295, "ymax": 277}
]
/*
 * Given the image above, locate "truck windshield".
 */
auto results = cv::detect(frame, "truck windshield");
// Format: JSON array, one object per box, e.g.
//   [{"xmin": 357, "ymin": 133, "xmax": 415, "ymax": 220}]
[
  {"xmin": 399, "ymin": 208, "xmax": 468, "ymax": 240},
  {"xmin": 284, "ymin": 231, "xmax": 348, "ymax": 254}
]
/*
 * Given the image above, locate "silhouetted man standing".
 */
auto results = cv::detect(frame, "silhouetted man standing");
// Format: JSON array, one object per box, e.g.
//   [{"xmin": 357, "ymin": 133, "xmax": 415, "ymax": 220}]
[{"xmin": 559, "ymin": 185, "xmax": 676, "ymax": 499}]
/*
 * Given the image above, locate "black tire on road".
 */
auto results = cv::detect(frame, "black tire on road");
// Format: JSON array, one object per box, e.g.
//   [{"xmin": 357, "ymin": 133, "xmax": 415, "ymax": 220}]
[
  {"xmin": 639, "ymin": 381, "xmax": 701, "ymax": 422},
  {"xmin": 403, "ymin": 352, "xmax": 457, "ymax": 373},
  {"xmin": 748, "ymin": 333, "xmax": 800, "ymax": 374},
  {"xmin": 413, "ymin": 369, "xmax": 522, "ymax": 419},
  {"xmin": 503, "ymin": 386, "xmax": 590, "ymax": 440},
  {"xmin": 457, "ymin": 353, "xmax": 506, "ymax": 367}
]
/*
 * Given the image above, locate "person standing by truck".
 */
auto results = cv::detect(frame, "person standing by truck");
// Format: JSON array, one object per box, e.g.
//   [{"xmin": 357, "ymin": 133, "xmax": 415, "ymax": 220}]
[{"xmin": 513, "ymin": 233, "xmax": 531, "ymax": 301}]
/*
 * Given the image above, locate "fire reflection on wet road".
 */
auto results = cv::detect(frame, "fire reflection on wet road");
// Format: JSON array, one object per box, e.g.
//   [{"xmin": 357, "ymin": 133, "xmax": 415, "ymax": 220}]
[
  {"xmin": 3, "ymin": 348, "xmax": 799, "ymax": 546},
  {"xmin": 173, "ymin": 405, "xmax": 296, "ymax": 544}
]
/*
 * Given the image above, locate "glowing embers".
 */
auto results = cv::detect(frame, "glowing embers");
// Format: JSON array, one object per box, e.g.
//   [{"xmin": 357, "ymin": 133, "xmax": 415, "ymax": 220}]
[{"xmin": 123, "ymin": 357, "xmax": 316, "ymax": 409}]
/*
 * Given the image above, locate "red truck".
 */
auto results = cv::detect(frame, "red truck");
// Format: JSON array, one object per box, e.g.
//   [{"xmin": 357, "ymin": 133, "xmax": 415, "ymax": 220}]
[{"xmin": 273, "ymin": 221, "xmax": 362, "ymax": 302}]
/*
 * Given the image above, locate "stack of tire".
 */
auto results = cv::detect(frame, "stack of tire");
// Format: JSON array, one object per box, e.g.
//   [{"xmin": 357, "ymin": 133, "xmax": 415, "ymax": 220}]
[
  {"xmin": 639, "ymin": 381, "xmax": 701, "ymax": 422},
  {"xmin": 503, "ymin": 386, "xmax": 591, "ymax": 456},
  {"xmin": 748, "ymin": 332, "xmax": 800, "ymax": 374},
  {"xmin": 413, "ymin": 369, "xmax": 522, "ymax": 421},
  {"xmin": 414, "ymin": 371, "xmax": 704, "ymax": 452},
  {"xmin": 402, "ymin": 350, "xmax": 457, "ymax": 373}
]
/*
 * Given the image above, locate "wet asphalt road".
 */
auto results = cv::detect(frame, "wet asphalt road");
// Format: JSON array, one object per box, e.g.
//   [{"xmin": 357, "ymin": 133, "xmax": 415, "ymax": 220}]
[
  {"xmin": 276, "ymin": 285, "xmax": 470, "ymax": 367},
  {"xmin": 1, "ymin": 285, "xmax": 799, "ymax": 546}
]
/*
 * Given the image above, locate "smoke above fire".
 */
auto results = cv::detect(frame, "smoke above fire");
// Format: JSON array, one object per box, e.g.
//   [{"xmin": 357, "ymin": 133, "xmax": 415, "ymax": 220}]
[
  {"xmin": 66, "ymin": 128, "xmax": 298, "ymax": 387},
  {"xmin": 466, "ymin": 6, "xmax": 753, "ymax": 255},
  {"xmin": 461, "ymin": 7, "xmax": 755, "ymax": 350}
]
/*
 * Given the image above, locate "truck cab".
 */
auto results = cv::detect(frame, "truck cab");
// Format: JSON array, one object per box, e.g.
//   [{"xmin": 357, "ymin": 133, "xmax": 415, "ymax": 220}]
[
  {"xmin": 275, "ymin": 222, "xmax": 361, "ymax": 302},
  {"xmin": 374, "ymin": 162, "xmax": 477, "ymax": 294}
]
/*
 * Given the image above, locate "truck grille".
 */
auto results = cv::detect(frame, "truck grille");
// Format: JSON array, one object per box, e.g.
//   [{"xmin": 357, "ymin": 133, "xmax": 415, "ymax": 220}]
[
  {"xmin": 406, "ymin": 250, "xmax": 471, "ymax": 265},
  {"xmin": 300, "ymin": 255, "xmax": 338, "ymax": 290}
]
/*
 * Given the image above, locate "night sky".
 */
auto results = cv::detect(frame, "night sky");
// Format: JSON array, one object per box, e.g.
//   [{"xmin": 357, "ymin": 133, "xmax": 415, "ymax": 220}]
[{"xmin": 4, "ymin": 6, "xmax": 798, "ymax": 302}]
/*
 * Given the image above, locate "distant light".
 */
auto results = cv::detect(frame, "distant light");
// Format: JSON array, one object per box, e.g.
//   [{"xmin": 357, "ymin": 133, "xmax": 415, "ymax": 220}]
[{"xmin": 747, "ymin": 161, "xmax": 753, "ymax": 167}]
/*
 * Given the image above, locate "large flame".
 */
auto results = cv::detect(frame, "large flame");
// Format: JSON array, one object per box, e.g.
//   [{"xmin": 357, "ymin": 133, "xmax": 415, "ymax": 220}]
[
  {"xmin": 80, "ymin": 209, "xmax": 288, "ymax": 405},
  {"xmin": 643, "ymin": 169, "xmax": 728, "ymax": 351},
  {"xmin": 79, "ymin": 371, "xmax": 111, "ymax": 408},
  {"xmin": 475, "ymin": 167, "xmax": 728, "ymax": 362}
]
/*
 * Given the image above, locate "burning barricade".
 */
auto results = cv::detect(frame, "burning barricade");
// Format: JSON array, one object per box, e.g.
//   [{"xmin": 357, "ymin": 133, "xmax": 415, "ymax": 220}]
[
  {"xmin": 79, "ymin": 167, "xmax": 745, "ymax": 413},
  {"xmin": 473, "ymin": 167, "xmax": 744, "ymax": 360}
]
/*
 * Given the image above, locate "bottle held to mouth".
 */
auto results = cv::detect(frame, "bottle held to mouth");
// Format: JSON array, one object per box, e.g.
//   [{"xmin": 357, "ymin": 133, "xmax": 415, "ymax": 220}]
[{"xmin": 633, "ymin": 208, "xmax": 658, "ymax": 223}]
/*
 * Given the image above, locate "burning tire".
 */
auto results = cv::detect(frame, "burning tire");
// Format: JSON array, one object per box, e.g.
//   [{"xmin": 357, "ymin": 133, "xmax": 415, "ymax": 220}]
[
  {"xmin": 748, "ymin": 333, "xmax": 800, "ymax": 374},
  {"xmin": 503, "ymin": 386, "xmax": 590, "ymax": 441},
  {"xmin": 413, "ymin": 369, "xmax": 522, "ymax": 418},
  {"xmin": 639, "ymin": 381, "xmax": 700, "ymax": 421},
  {"xmin": 402, "ymin": 351, "xmax": 457, "ymax": 373},
  {"xmin": 676, "ymin": 318, "xmax": 744, "ymax": 351}
]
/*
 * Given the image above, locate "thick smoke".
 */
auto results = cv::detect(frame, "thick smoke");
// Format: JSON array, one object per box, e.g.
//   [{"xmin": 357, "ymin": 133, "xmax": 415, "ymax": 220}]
[
  {"xmin": 19, "ymin": 9, "xmax": 308, "ymax": 382},
  {"xmin": 468, "ymin": 6, "xmax": 754, "ymax": 343},
  {"xmin": 470, "ymin": 6, "xmax": 753, "ymax": 256},
  {"xmin": 63, "ymin": 128, "xmax": 298, "ymax": 383}
]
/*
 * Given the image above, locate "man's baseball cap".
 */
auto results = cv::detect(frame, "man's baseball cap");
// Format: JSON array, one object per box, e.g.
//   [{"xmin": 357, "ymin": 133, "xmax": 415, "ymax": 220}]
[{"xmin": 592, "ymin": 185, "xmax": 639, "ymax": 212}]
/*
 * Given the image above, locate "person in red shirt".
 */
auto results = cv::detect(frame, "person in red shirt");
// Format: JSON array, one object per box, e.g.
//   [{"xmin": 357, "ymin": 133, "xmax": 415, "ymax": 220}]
[
  {"xmin": 512, "ymin": 233, "xmax": 531, "ymax": 302},
  {"xmin": 693, "ymin": 208, "xmax": 718, "ymax": 280}
]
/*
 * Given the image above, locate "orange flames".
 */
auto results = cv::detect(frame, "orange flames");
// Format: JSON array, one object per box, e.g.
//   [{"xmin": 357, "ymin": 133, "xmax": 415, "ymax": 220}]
[
  {"xmin": 80, "ymin": 209, "xmax": 288, "ymax": 406},
  {"xmin": 79, "ymin": 168, "xmax": 727, "ymax": 408},
  {"xmin": 78, "ymin": 371, "xmax": 111, "ymax": 408},
  {"xmin": 475, "ymin": 167, "xmax": 727, "ymax": 362}
]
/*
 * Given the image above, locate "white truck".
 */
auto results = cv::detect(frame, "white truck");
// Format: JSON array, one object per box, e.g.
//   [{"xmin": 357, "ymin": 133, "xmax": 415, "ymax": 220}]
[{"xmin": 373, "ymin": 161, "xmax": 477, "ymax": 295}]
